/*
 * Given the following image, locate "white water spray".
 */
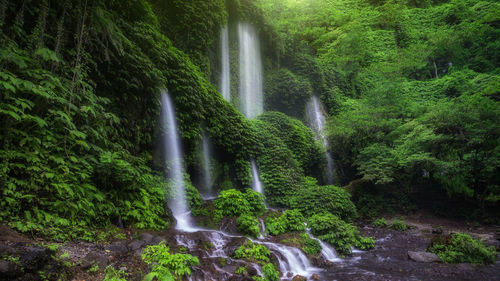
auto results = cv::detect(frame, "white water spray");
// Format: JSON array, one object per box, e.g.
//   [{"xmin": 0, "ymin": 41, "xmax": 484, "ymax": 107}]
[
  {"xmin": 220, "ymin": 25, "xmax": 231, "ymax": 101},
  {"xmin": 238, "ymin": 22, "xmax": 263, "ymax": 118},
  {"xmin": 161, "ymin": 91, "xmax": 193, "ymax": 231},
  {"xmin": 306, "ymin": 95, "xmax": 335, "ymax": 184}
]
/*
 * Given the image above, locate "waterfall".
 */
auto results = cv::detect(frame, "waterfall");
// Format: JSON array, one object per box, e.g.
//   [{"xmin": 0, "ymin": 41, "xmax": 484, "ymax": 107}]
[
  {"xmin": 238, "ymin": 22, "xmax": 263, "ymax": 118},
  {"xmin": 260, "ymin": 242, "xmax": 319, "ymax": 277},
  {"xmin": 200, "ymin": 131, "xmax": 215, "ymax": 199},
  {"xmin": 250, "ymin": 159, "xmax": 263, "ymax": 194},
  {"xmin": 306, "ymin": 229, "xmax": 341, "ymax": 262},
  {"xmin": 161, "ymin": 91, "xmax": 193, "ymax": 231},
  {"xmin": 306, "ymin": 95, "xmax": 335, "ymax": 184},
  {"xmin": 220, "ymin": 25, "xmax": 231, "ymax": 101}
]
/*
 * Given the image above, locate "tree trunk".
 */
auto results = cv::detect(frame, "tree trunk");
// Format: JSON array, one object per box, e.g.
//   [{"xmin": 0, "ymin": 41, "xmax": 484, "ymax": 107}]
[{"xmin": 70, "ymin": 0, "xmax": 89, "ymax": 98}]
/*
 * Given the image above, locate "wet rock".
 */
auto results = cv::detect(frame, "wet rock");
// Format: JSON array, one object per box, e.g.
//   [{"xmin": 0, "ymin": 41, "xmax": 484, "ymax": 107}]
[
  {"xmin": 21, "ymin": 246, "xmax": 52, "ymax": 271},
  {"xmin": 432, "ymin": 228, "xmax": 443, "ymax": 235},
  {"xmin": 408, "ymin": 251, "xmax": 440, "ymax": 263},
  {"xmin": 223, "ymin": 237, "xmax": 248, "ymax": 256},
  {"xmin": 0, "ymin": 260, "xmax": 18, "ymax": 275},
  {"xmin": 80, "ymin": 252, "xmax": 108, "ymax": 269},
  {"xmin": 0, "ymin": 244, "xmax": 17, "ymax": 255},
  {"xmin": 139, "ymin": 233, "xmax": 154, "ymax": 244},
  {"xmin": 151, "ymin": 236, "xmax": 166, "ymax": 245},
  {"xmin": 291, "ymin": 275, "xmax": 307, "ymax": 281},
  {"xmin": 106, "ymin": 241, "xmax": 128, "ymax": 254},
  {"xmin": 311, "ymin": 273, "xmax": 320, "ymax": 280},
  {"xmin": 128, "ymin": 240, "xmax": 144, "ymax": 251}
]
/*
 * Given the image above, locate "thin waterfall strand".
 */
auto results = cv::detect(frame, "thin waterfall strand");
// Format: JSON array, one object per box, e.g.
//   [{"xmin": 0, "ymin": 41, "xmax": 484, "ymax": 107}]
[
  {"xmin": 307, "ymin": 95, "xmax": 335, "ymax": 184},
  {"xmin": 161, "ymin": 91, "xmax": 192, "ymax": 231},
  {"xmin": 238, "ymin": 22, "xmax": 263, "ymax": 118},
  {"xmin": 220, "ymin": 25, "xmax": 230, "ymax": 101},
  {"xmin": 251, "ymin": 159, "xmax": 263, "ymax": 194}
]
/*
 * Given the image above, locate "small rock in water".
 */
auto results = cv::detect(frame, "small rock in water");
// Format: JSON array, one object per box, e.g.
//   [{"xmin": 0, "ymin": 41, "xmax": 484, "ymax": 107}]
[
  {"xmin": 408, "ymin": 251, "xmax": 440, "ymax": 263},
  {"xmin": 311, "ymin": 273, "xmax": 320, "ymax": 280},
  {"xmin": 119, "ymin": 266, "xmax": 127, "ymax": 272},
  {"xmin": 432, "ymin": 227, "xmax": 443, "ymax": 234},
  {"xmin": 291, "ymin": 275, "xmax": 307, "ymax": 281}
]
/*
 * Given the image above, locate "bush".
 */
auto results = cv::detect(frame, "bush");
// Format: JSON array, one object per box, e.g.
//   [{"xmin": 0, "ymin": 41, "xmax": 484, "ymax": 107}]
[
  {"xmin": 430, "ymin": 233, "xmax": 496, "ymax": 264},
  {"xmin": 390, "ymin": 219, "xmax": 407, "ymax": 231},
  {"xmin": 292, "ymin": 177, "xmax": 357, "ymax": 222},
  {"xmin": 373, "ymin": 218, "xmax": 388, "ymax": 228},
  {"xmin": 233, "ymin": 241, "xmax": 270, "ymax": 264},
  {"xmin": 265, "ymin": 209, "xmax": 305, "ymax": 236},
  {"xmin": 214, "ymin": 189, "xmax": 265, "ymax": 218},
  {"xmin": 262, "ymin": 263, "xmax": 280, "ymax": 281},
  {"xmin": 237, "ymin": 215, "xmax": 261, "ymax": 238},
  {"xmin": 308, "ymin": 213, "xmax": 374, "ymax": 255},
  {"xmin": 141, "ymin": 242, "xmax": 199, "ymax": 280},
  {"xmin": 302, "ymin": 234, "xmax": 322, "ymax": 255}
]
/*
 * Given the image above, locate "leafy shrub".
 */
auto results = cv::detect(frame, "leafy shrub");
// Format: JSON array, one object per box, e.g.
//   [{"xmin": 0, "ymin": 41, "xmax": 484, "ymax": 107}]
[
  {"xmin": 373, "ymin": 218, "xmax": 388, "ymax": 228},
  {"xmin": 265, "ymin": 209, "xmax": 306, "ymax": 236},
  {"xmin": 302, "ymin": 234, "xmax": 322, "ymax": 255},
  {"xmin": 103, "ymin": 266, "xmax": 128, "ymax": 281},
  {"xmin": 234, "ymin": 265, "xmax": 248, "ymax": 275},
  {"xmin": 233, "ymin": 241, "xmax": 270, "ymax": 264},
  {"xmin": 214, "ymin": 189, "xmax": 265, "ymax": 218},
  {"xmin": 237, "ymin": 214, "xmax": 261, "ymax": 238},
  {"xmin": 430, "ymin": 233, "xmax": 496, "ymax": 264},
  {"xmin": 292, "ymin": 177, "xmax": 357, "ymax": 221},
  {"xmin": 308, "ymin": 213, "xmax": 374, "ymax": 255},
  {"xmin": 262, "ymin": 263, "xmax": 280, "ymax": 281},
  {"xmin": 141, "ymin": 242, "xmax": 200, "ymax": 281},
  {"xmin": 390, "ymin": 219, "xmax": 407, "ymax": 231}
]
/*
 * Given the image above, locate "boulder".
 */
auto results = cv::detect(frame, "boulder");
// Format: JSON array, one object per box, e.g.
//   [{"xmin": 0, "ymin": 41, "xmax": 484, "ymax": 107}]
[
  {"xmin": 127, "ymin": 240, "xmax": 145, "ymax": 251},
  {"xmin": 139, "ymin": 233, "xmax": 154, "ymax": 244},
  {"xmin": 292, "ymin": 275, "xmax": 307, "ymax": 281},
  {"xmin": 80, "ymin": 252, "xmax": 108, "ymax": 269},
  {"xmin": 106, "ymin": 241, "xmax": 128, "ymax": 254},
  {"xmin": 408, "ymin": 251, "xmax": 440, "ymax": 263}
]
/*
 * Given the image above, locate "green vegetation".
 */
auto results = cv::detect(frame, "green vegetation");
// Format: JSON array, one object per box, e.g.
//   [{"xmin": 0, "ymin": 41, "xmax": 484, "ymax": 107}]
[
  {"xmin": 233, "ymin": 241, "xmax": 271, "ymax": 264},
  {"xmin": 265, "ymin": 209, "xmax": 305, "ymax": 236},
  {"xmin": 390, "ymin": 219, "xmax": 408, "ymax": 231},
  {"xmin": 103, "ymin": 266, "xmax": 128, "ymax": 281},
  {"xmin": 308, "ymin": 213, "xmax": 374, "ymax": 255},
  {"xmin": 236, "ymin": 214, "xmax": 261, "ymax": 238},
  {"xmin": 430, "ymin": 233, "xmax": 497, "ymax": 264},
  {"xmin": 141, "ymin": 242, "xmax": 200, "ymax": 281},
  {"xmin": 373, "ymin": 218, "xmax": 388, "ymax": 228},
  {"xmin": 214, "ymin": 189, "xmax": 265, "ymax": 219},
  {"xmin": 292, "ymin": 177, "xmax": 357, "ymax": 222},
  {"xmin": 261, "ymin": 263, "xmax": 280, "ymax": 281}
]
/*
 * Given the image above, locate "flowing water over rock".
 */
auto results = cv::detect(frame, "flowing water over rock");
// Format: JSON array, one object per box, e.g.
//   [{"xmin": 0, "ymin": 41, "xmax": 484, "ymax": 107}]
[
  {"xmin": 220, "ymin": 25, "xmax": 231, "ymax": 101},
  {"xmin": 161, "ymin": 91, "xmax": 193, "ymax": 231},
  {"xmin": 306, "ymin": 95, "xmax": 335, "ymax": 184},
  {"xmin": 238, "ymin": 22, "xmax": 263, "ymax": 118}
]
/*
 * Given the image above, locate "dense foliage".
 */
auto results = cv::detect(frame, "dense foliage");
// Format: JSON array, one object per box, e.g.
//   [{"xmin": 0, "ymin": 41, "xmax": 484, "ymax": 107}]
[
  {"xmin": 233, "ymin": 241, "xmax": 271, "ymax": 264},
  {"xmin": 141, "ymin": 242, "xmax": 200, "ymax": 280},
  {"xmin": 430, "ymin": 233, "xmax": 497, "ymax": 264},
  {"xmin": 265, "ymin": 209, "xmax": 305, "ymax": 236},
  {"xmin": 308, "ymin": 213, "xmax": 374, "ymax": 255}
]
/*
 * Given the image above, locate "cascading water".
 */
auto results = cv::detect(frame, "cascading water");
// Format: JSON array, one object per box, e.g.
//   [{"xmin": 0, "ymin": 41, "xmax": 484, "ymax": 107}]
[
  {"xmin": 200, "ymin": 131, "xmax": 215, "ymax": 199},
  {"xmin": 220, "ymin": 25, "xmax": 231, "ymax": 101},
  {"xmin": 250, "ymin": 159, "xmax": 263, "ymax": 194},
  {"xmin": 260, "ymin": 242, "xmax": 319, "ymax": 277},
  {"xmin": 306, "ymin": 229, "xmax": 341, "ymax": 262},
  {"xmin": 161, "ymin": 91, "xmax": 193, "ymax": 231},
  {"xmin": 238, "ymin": 22, "xmax": 263, "ymax": 118},
  {"xmin": 306, "ymin": 95, "xmax": 335, "ymax": 184}
]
